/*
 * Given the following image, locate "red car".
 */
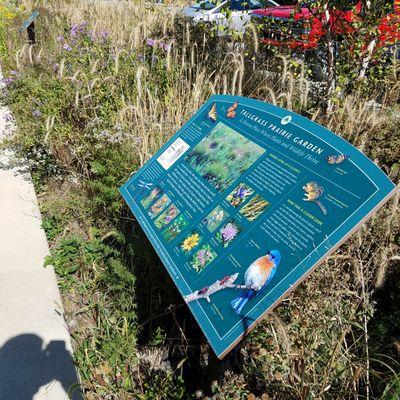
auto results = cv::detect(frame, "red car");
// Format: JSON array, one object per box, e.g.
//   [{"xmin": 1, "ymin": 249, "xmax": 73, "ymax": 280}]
[{"xmin": 251, "ymin": 1, "xmax": 400, "ymax": 51}]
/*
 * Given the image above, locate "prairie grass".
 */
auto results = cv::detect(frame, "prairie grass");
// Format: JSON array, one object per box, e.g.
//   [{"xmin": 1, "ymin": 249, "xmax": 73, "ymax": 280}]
[{"xmin": 1, "ymin": 0, "xmax": 400, "ymax": 398}]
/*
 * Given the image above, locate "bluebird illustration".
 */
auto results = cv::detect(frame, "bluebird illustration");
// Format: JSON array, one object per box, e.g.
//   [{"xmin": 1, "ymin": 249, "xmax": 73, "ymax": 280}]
[{"xmin": 230, "ymin": 250, "xmax": 281, "ymax": 315}]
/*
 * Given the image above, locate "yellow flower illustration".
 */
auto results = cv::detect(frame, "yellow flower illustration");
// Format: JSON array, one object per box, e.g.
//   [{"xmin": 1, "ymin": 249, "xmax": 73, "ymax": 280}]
[{"xmin": 181, "ymin": 233, "xmax": 200, "ymax": 252}]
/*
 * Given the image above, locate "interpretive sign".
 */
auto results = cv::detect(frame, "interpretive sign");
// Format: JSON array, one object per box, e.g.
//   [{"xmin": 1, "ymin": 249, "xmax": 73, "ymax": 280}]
[
  {"xmin": 19, "ymin": 10, "xmax": 39, "ymax": 32},
  {"xmin": 120, "ymin": 95, "xmax": 396, "ymax": 358}
]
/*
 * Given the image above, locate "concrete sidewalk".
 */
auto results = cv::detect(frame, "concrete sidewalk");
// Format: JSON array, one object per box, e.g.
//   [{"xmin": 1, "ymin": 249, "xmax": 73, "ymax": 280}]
[{"xmin": 0, "ymin": 75, "xmax": 80, "ymax": 398}]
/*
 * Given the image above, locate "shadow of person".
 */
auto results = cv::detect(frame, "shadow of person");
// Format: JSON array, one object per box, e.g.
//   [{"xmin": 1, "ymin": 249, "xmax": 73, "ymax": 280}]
[{"xmin": 0, "ymin": 334, "xmax": 81, "ymax": 399}]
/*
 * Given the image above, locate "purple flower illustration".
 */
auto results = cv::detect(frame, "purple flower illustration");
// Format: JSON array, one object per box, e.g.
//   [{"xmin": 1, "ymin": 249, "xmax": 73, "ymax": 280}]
[
  {"xmin": 196, "ymin": 249, "xmax": 212, "ymax": 267},
  {"xmin": 197, "ymin": 249, "xmax": 206, "ymax": 265},
  {"xmin": 191, "ymin": 244, "xmax": 216, "ymax": 272},
  {"xmin": 236, "ymin": 185, "xmax": 249, "ymax": 199},
  {"xmin": 221, "ymin": 223, "xmax": 238, "ymax": 242}
]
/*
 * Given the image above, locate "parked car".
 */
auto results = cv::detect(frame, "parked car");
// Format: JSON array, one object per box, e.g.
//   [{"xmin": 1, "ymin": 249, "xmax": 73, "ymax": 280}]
[
  {"xmin": 182, "ymin": 0, "xmax": 279, "ymax": 34},
  {"xmin": 251, "ymin": 1, "xmax": 400, "ymax": 51}
]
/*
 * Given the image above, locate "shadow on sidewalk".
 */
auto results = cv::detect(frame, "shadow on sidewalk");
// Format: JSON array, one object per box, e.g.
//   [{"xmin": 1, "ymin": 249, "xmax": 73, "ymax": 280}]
[{"xmin": 0, "ymin": 334, "xmax": 81, "ymax": 399}]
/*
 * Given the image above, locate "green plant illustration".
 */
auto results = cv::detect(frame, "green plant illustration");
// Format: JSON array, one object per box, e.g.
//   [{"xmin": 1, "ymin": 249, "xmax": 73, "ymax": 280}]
[
  {"xmin": 161, "ymin": 214, "xmax": 189, "ymax": 242},
  {"xmin": 154, "ymin": 204, "xmax": 180, "ymax": 229},
  {"xmin": 202, "ymin": 205, "xmax": 229, "ymax": 232},
  {"xmin": 239, "ymin": 195, "xmax": 269, "ymax": 221}
]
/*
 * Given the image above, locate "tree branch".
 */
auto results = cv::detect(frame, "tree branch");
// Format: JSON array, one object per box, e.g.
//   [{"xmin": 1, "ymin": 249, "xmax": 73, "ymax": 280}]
[{"xmin": 183, "ymin": 273, "xmax": 258, "ymax": 303}]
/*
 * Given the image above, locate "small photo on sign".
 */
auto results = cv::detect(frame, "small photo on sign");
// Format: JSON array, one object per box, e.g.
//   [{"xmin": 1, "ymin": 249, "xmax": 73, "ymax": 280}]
[
  {"xmin": 148, "ymin": 194, "xmax": 171, "ymax": 219},
  {"xmin": 161, "ymin": 214, "xmax": 189, "ymax": 243},
  {"xmin": 202, "ymin": 205, "xmax": 229, "ymax": 233},
  {"xmin": 180, "ymin": 231, "xmax": 201, "ymax": 253},
  {"xmin": 215, "ymin": 220, "xmax": 242, "ymax": 248},
  {"xmin": 141, "ymin": 186, "xmax": 162, "ymax": 209},
  {"xmin": 157, "ymin": 138, "xmax": 190, "ymax": 170},
  {"xmin": 226, "ymin": 183, "xmax": 254, "ymax": 208},
  {"xmin": 239, "ymin": 195, "xmax": 269, "ymax": 221},
  {"xmin": 185, "ymin": 122, "xmax": 265, "ymax": 192},
  {"xmin": 154, "ymin": 204, "xmax": 180, "ymax": 229},
  {"xmin": 190, "ymin": 244, "xmax": 217, "ymax": 273}
]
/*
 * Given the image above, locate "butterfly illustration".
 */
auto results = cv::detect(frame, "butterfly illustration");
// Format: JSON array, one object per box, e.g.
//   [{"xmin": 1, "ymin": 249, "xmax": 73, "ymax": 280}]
[
  {"xmin": 207, "ymin": 103, "xmax": 217, "ymax": 122},
  {"xmin": 326, "ymin": 154, "xmax": 349, "ymax": 165},
  {"xmin": 226, "ymin": 102, "xmax": 238, "ymax": 118}
]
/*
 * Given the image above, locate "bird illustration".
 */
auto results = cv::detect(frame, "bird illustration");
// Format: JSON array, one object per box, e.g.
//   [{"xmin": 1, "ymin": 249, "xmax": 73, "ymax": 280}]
[{"xmin": 230, "ymin": 250, "xmax": 281, "ymax": 315}]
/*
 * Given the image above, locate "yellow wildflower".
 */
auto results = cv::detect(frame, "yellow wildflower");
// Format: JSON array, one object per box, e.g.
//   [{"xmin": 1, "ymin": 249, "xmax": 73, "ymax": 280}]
[{"xmin": 181, "ymin": 233, "xmax": 200, "ymax": 252}]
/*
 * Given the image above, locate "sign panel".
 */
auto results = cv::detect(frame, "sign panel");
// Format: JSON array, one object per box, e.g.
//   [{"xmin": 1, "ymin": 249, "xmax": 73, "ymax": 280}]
[
  {"xmin": 120, "ymin": 95, "xmax": 396, "ymax": 358},
  {"xmin": 19, "ymin": 10, "xmax": 39, "ymax": 32}
]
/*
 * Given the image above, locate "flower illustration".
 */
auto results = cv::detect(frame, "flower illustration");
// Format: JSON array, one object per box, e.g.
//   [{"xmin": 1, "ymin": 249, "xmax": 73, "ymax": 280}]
[
  {"xmin": 181, "ymin": 233, "xmax": 200, "ymax": 252},
  {"xmin": 226, "ymin": 183, "xmax": 254, "ymax": 207},
  {"xmin": 191, "ymin": 244, "xmax": 216, "ymax": 272},
  {"xmin": 216, "ymin": 220, "xmax": 241, "ymax": 247},
  {"xmin": 221, "ymin": 223, "xmax": 238, "ymax": 242}
]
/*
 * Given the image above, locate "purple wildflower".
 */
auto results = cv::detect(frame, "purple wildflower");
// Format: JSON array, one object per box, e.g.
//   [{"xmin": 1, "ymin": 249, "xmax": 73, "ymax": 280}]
[
  {"xmin": 159, "ymin": 42, "xmax": 168, "ymax": 51},
  {"xmin": 53, "ymin": 63, "xmax": 59, "ymax": 72},
  {"xmin": 62, "ymin": 43, "xmax": 72, "ymax": 51},
  {"xmin": 56, "ymin": 35, "xmax": 64, "ymax": 42},
  {"xmin": 32, "ymin": 109, "xmax": 41, "ymax": 118},
  {"xmin": 10, "ymin": 70, "xmax": 19, "ymax": 76},
  {"xmin": 70, "ymin": 24, "xmax": 79, "ymax": 37},
  {"xmin": 79, "ymin": 22, "xmax": 88, "ymax": 32},
  {"xmin": 221, "ymin": 223, "xmax": 238, "ymax": 242},
  {"xmin": 3, "ymin": 77, "xmax": 15, "ymax": 86},
  {"xmin": 146, "ymin": 38, "xmax": 156, "ymax": 47}
]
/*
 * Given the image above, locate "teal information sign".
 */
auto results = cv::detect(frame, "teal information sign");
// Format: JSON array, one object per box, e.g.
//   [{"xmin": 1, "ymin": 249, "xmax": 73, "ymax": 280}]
[
  {"xmin": 19, "ymin": 10, "xmax": 39, "ymax": 32},
  {"xmin": 120, "ymin": 95, "xmax": 396, "ymax": 358}
]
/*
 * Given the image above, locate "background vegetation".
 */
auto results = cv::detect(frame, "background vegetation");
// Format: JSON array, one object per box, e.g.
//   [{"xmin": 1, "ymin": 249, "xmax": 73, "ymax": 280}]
[{"xmin": 1, "ymin": 0, "xmax": 400, "ymax": 398}]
